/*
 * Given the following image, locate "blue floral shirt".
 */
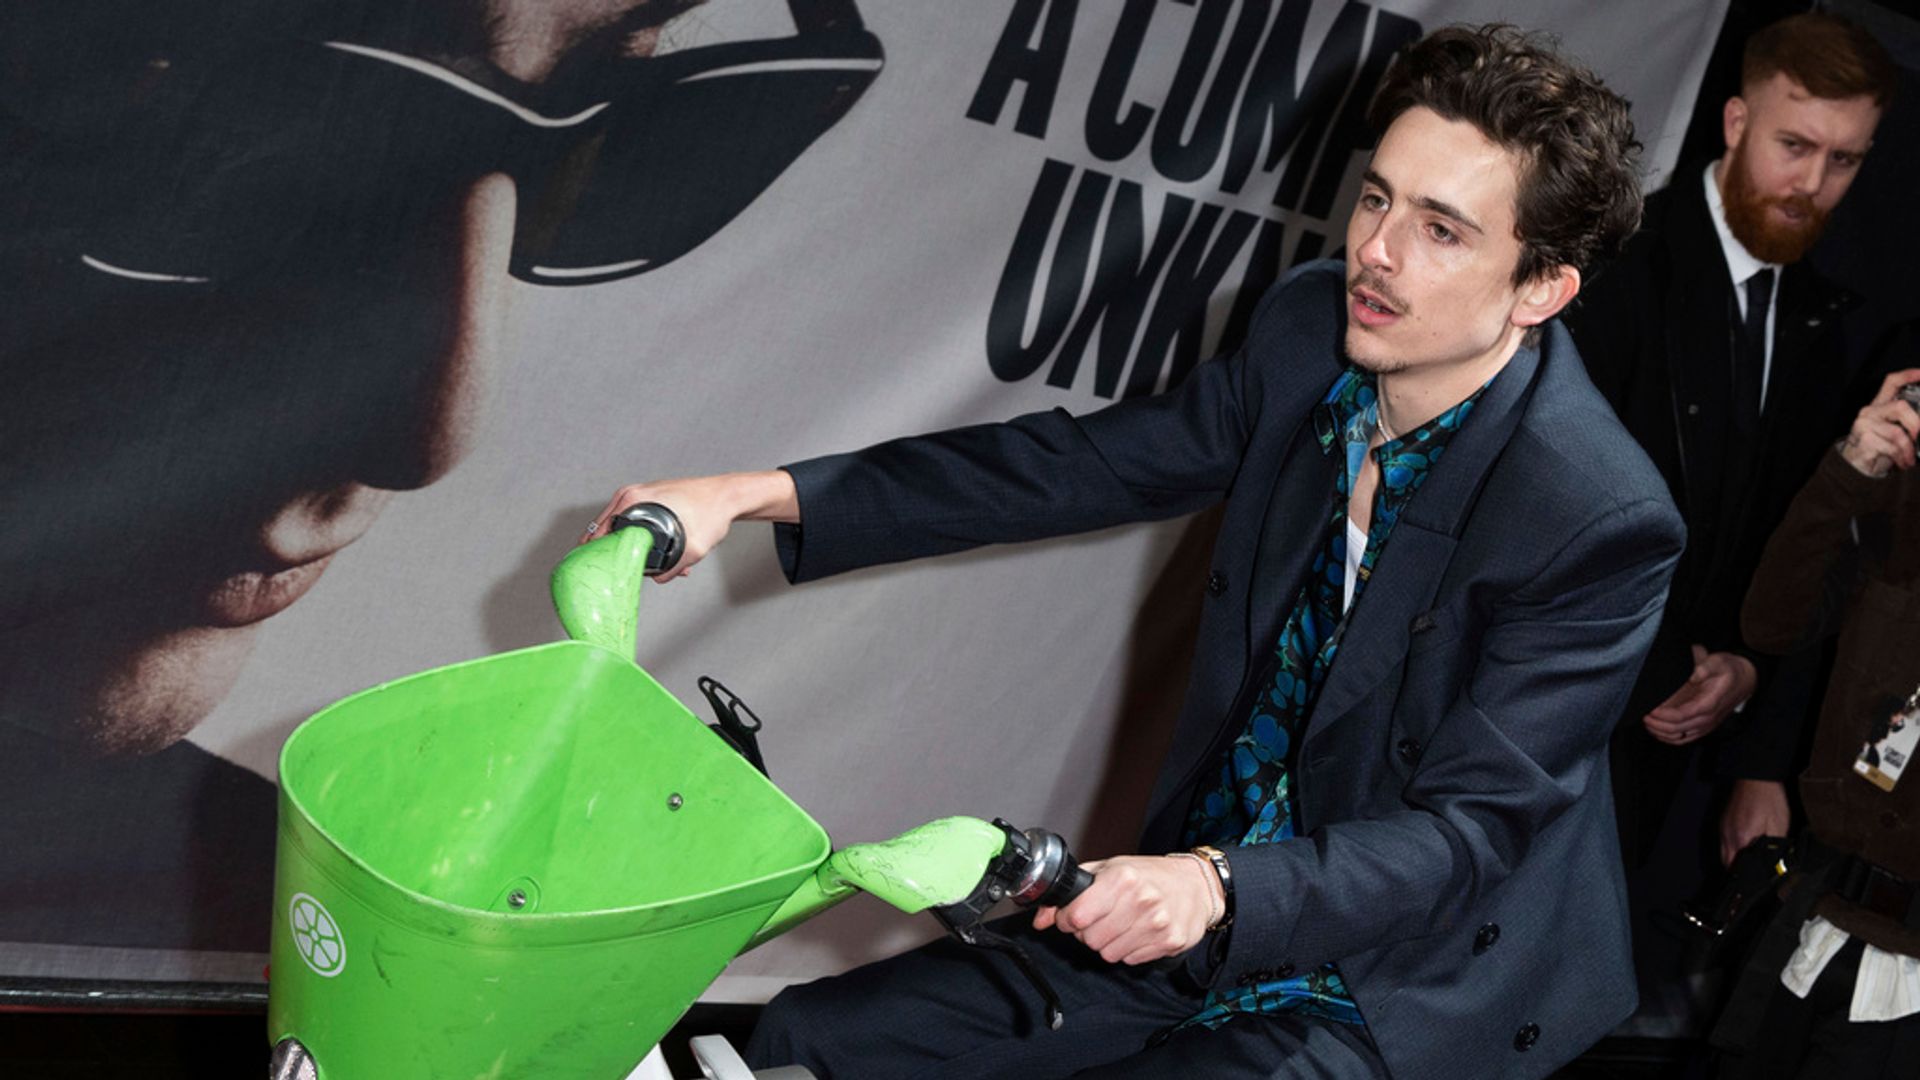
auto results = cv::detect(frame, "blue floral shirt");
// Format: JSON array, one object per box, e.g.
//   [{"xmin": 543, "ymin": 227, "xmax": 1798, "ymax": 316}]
[{"xmin": 1177, "ymin": 366, "xmax": 1490, "ymax": 1031}]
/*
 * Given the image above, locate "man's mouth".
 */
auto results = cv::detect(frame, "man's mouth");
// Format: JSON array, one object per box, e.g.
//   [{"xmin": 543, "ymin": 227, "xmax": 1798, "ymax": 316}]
[
  {"xmin": 203, "ymin": 554, "xmax": 338, "ymax": 628},
  {"xmin": 197, "ymin": 484, "xmax": 394, "ymax": 627},
  {"xmin": 1349, "ymin": 284, "xmax": 1401, "ymax": 326}
]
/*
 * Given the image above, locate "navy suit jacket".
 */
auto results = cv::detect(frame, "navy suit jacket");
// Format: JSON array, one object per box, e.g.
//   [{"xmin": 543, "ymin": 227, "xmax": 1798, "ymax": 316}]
[{"xmin": 774, "ymin": 261, "xmax": 1683, "ymax": 1079}]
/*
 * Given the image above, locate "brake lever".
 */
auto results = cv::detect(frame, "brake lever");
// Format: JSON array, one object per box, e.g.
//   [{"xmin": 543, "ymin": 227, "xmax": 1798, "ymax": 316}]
[
  {"xmin": 928, "ymin": 818, "xmax": 1094, "ymax": 1031},
  {"xmin": 932, "ymin": 913, "xmax": 1070, "ymax": 1031}
]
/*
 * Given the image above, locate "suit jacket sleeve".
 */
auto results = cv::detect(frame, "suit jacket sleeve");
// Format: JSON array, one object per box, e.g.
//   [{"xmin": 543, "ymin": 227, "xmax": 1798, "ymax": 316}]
[
  {"xmin": 1214, "ymin": 493, "xmax": 1683, "ymax": 981},
  {"xmin": 771, "ymin": 279, "xmax": 1306, "ymax": 582},
  {"xmin": 1717, "ymin": 450, "xmax": 1894, "ymax": 780},
  {"xmin": 1742, "ymin": 447, "xmax": 1894, "ymax": 654}
]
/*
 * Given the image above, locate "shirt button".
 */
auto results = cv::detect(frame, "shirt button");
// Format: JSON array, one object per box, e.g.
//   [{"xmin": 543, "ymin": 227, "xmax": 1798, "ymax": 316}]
[
  {"xmin": 1686, "ymin": 403, "xmax": 1701, "ymax": 416},
  {"xmin": 1514, "ymin": 1023, "xmax": 1540, "ymax": 1051},
  {"xmin": 1473, "ymin": 923, "xmax": 1501, "ymax": 955},
  {"xmin": 1397, "ymin": 738, "xmax": 1422, "ymax": 764},
  {"xmin": 1207, "ymin": 571, "xmax": 1227, "ymax": 597}
]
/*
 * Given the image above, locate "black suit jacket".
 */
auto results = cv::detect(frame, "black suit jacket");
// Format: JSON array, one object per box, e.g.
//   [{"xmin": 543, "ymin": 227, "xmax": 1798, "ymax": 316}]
[
  {"xmin": 1563, "ymin": 166, "xmax": 1862, "ymax": 777},
  {"xmin": 775, "ymin": 261, "xmax": 1682, "ymax": 1079}
]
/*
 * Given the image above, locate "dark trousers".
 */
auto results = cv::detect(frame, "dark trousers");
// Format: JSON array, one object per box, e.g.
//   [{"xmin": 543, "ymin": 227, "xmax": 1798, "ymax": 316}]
[
  {"xmin": 1718, "ymin": 937, "xmax": 1920, "ymax": 1079},
  {"xmin": 743, "ymin": 916, "xmax": 1389, "ymax": 1079},
  {"xmin": 1610, "ymin": 722, "xmax": 1700, "ymax": 871}
]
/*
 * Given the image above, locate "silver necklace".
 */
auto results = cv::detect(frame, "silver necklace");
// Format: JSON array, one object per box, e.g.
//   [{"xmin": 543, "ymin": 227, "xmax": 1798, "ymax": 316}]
[{"xmin": 1376, "ymin": 405, "xmax": 1397, "ymax": 444}]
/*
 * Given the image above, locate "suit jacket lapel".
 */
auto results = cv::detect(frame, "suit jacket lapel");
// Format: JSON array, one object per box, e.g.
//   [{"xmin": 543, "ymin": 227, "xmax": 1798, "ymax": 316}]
[
  {"xmin": 1305, "ymin": 337, "xmax": 1542, "ymax": 738},
  {"xmin": 1244, "ymin": 343, "xmax": 1349, "ymax": 668},
  {"xmin": 1660, "ymin": 180, "xmax": 1737, "ymax": 521},
  {"xmin": 1761, "ymin": 264, "xmax": 1843, "ymax": 426},
  {"xmin": 1245, "ymin": 404, "xmax": 1340, "ymax": 673}
]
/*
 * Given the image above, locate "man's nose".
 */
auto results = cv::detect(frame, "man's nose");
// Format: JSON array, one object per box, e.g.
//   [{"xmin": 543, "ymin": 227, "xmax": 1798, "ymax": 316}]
[
  {"xmin": 1792, "ymin": 155, "xmax": 1828, "ymax": 198},
  {"xmin": 1357, "ymin": 218, "xmax": 1396, "ymax": 273},
  {"xmin": 353, "ymin": 172, "xmax": 518, "ymax": 493},
  {"xmin": 487, "ymin": 1, "xmax": 697, "ymax": 82}
]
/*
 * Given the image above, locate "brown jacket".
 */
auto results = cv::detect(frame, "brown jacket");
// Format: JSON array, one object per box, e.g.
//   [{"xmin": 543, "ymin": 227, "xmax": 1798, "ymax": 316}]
[{"xmin": 1743, "ymin": 447, "xmax": 1920, "ymax": 957}]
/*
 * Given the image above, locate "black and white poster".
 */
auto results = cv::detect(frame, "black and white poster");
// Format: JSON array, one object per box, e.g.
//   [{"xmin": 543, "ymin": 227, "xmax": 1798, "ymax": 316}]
[{"xmin": 0, "ymin": 0, "xmax": 1726, "ymax": 994}]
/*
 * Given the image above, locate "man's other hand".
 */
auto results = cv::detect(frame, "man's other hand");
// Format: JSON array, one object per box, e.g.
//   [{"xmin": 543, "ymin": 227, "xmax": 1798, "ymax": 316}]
[
  {"xmin": 1719, "ymin": 778, "xmax": 1791, "ymax": 867},
  {"xmin": 580, "ymin": 470, "xmax": 799, "ymax": 579},
  {"xmin": 1643, "ymin": 644, "xmax": 1757, "ymax": 745},
  {"xmin": 1033, "ymin": 854, "xmax": 1219, "ymax": 965}
]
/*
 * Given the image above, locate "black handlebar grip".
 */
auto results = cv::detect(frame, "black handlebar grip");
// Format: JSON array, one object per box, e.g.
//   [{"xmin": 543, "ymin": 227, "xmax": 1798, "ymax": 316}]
[
  {"xmin": 611, "ymin": 502, "xmax": 687, "ymax": 574},
  {"xmin": 1032, "ymin": 860, "xmax": 1093, "ymax": 909},
  {"xmin": 1061, "ymin": 865, "xmax": 1095, "ymax": 903}
]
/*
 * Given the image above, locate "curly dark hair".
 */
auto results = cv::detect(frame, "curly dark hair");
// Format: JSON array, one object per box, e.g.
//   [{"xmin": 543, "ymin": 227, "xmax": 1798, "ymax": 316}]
[{"xmin": 1366, "ymin": 24, "xmax": 1643, "ymax": 286}]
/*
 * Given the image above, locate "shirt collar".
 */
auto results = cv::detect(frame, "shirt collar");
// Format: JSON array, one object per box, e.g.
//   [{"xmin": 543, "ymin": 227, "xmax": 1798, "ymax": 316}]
[
  {"xmin": 1317, "ymin": 367, "xmax": 1489, "ymax": 459},
  {"xmin": 1703, "ymin": 159, "xmax": 1780, "ymax": 289}
]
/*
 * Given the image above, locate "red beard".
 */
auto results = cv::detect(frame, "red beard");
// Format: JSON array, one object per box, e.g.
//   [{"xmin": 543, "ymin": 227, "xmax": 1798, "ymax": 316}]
[{"xmin": 1721, "ymin": 137, "xmax": 1828, "ymax": 265}]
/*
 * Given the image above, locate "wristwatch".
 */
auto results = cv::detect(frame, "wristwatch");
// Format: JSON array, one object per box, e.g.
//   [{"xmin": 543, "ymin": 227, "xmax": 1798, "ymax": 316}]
[{"xmin": 1189, "ymin": 844, "xmax": 1235, "ymax": 931}]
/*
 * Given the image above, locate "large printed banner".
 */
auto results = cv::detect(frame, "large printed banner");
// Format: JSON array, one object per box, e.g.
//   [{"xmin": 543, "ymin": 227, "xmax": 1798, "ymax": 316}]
[{"xmin": 0, "ymin": 0, "xmax": 1725, "ymax": 992}]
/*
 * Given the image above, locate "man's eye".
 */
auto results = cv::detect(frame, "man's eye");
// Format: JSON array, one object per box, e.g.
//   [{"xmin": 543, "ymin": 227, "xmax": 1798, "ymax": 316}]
[
  {"xmin": 1429, "ymin": 222, "xmax": 1457, "ymax": 245},
  {"xmin": 1832, "ymin": 152, "xmax": 1861, "ymax": 169},
  {"xmin": 1361, "ymin": 192, "xmax": 1387, "ymax": 211}
]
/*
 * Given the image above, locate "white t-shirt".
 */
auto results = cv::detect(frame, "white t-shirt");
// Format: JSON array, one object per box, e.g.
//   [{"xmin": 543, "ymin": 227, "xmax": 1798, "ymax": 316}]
[{"xmin": 1343, "ymin": 517, "xmax": 1365, "ymax": 616}]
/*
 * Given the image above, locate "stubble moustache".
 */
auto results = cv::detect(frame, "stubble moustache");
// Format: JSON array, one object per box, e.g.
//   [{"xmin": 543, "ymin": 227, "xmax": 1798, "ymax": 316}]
[
  {"xmin": 1722, "ymin": 135, "xmax": 1829, "ymax": 264},
  {"xmin": 1346, "ymin": 269, "xmax": 1412, "ymax": 373}
]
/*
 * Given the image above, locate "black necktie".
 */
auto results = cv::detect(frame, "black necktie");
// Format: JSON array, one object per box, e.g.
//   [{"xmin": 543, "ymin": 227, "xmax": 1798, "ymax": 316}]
[{"xmin": 1733, "ymin": 268, "xmax": 1774, "ymax": 424}]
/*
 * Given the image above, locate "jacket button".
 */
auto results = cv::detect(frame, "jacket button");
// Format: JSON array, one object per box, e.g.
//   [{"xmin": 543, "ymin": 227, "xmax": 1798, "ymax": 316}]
[
  {"xmin": 1397, "ymin": 738, "xmax": 1422, "ymax": 764},
  {"xmin": 1881, "ymin": 811, "xmax": 1901, "ymax": 829},
  {"xmin": 1206, "ymin": 571, "xmax": 1227, "ymax": 597},
  {"xmin": 1276, "ymin": 961, "xmax": 1295, "ymax": 978},
  {"xmin": 1473, "ymin": 923, "xmax": 1500, "ymax": 955},
  {"xmin": 1685, "ymin": 403, "xmax": 1700, "ymax": 416},
  {"xmin": 1514, "ymin": 1023, "xmax": 1540, "ymax": 1051}
]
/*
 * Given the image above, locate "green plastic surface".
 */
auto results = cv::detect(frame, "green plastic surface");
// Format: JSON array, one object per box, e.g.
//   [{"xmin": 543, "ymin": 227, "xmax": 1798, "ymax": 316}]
[
  {"xmin": 269, "ymin": 528, "xmax": 830, "ymax": 1078},
  {"xmin": 746, "ymin": 817, "xmax": 1006, "ymax": 949},
  {"xmin": 268, "ymin": 529, "xmax": 1013, "ymax": 1077},
  {"xmin": 550, "ymin": 524, "xmax": 654, "ymax": 657}
]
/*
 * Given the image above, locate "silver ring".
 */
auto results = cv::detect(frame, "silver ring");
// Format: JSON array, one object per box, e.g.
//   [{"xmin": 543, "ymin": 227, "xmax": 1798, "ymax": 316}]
[{"xmin": 584, "ymin": 520, "xmax": 599, "ymax": 534}]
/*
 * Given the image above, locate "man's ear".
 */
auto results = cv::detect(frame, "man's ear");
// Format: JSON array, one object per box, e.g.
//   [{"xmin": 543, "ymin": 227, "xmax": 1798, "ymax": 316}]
[
  {"xmin": 1515, "ymin": 264, "xmax": 1580, "ymax": 327},
  {"xmin": 1723, "ymin": 95, "xmax": 1749, "ymax": 153}
]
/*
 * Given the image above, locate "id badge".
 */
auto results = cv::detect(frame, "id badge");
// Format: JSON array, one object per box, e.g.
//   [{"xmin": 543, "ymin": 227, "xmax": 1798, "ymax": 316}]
[{"xmin": 1854, "ymin": 701, "xmax": 1920, "ymax": 793}]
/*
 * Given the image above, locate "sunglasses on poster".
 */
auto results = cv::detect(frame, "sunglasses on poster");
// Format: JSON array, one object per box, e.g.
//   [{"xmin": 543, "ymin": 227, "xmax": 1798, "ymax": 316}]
[{"xmin": 53, "ymin": 0, "xmax": 883, "ymax": 289}]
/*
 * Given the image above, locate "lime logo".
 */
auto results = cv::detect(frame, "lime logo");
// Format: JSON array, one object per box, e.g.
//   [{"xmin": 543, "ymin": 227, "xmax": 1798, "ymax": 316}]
[{"xmin": 288, "ymin": 893, "xmax": 346, "ymax": 978}]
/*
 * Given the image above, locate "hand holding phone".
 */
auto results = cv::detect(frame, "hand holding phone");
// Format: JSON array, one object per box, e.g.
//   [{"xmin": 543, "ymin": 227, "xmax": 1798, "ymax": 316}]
[{"xmin": 1840, "ymin": 369, "xmax": 1920, "ymax": 477}]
